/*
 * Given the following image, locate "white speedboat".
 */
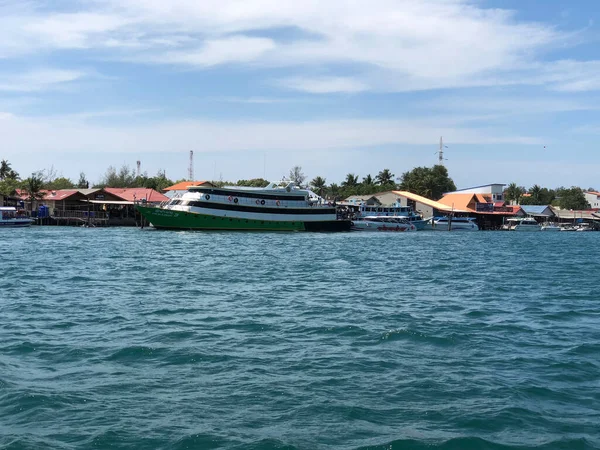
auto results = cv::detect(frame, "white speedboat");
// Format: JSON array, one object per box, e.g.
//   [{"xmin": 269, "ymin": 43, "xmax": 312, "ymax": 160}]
[
  {"xmin": 354, "ymin": 203, "xmax": 428, "ymax": 230},
  {"xmin": 0, "ymin": 207, "xmax": 34, "ymax": 227},
  {"xmin": 505, "ymin": 218, "xmax": 541, "ymax": 231},
  {"xmin": 512, "ymin": 218, "xmax": 541, "ymax": 231},
  {"xmin": 423, "ymin": 216, "xmax": 479, "ymax": 231},
  {"xmin": 351, "ymin": 216, "xmax": 416, "ymax": 232},
  {"xmin": 541, "ymin": 223, "xmax": 561, "ymax": 232}
]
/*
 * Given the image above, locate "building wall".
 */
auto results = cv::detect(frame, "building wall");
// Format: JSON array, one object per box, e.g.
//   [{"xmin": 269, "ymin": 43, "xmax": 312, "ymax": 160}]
[
  {"xmin": 394, "ymin": 196, "xmax": 434, "ymax": 217},
  {"xmin": 449, "ymin": 184, "xmax": 505, "ymax": 202},
  {"xmin": 584, "ymin": 192, "xmax": 600, "ymax": 208}
]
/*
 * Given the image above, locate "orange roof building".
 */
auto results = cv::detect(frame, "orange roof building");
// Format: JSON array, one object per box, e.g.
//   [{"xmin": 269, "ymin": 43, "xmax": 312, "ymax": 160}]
[{"xmin": 163, "ymin": 181, "xmax": 214, "ymax": 192}]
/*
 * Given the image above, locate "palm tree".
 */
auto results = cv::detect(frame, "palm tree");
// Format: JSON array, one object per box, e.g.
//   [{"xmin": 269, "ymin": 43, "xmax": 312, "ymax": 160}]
[
  {"xmin": 529, "ymin": 184, "xmax": 542, "ymax": 204},
  {"xmin": 0, "ymin": 160, "xmax": 17, "ymax": 180},
  {"xmin": 362, "ymin": 174, "xmax": 374, "ymax": 186},
  {"xmin": 310, "ymin": 176, "xmax": 327, "ymax": 197},
  {"xmin": 22, "ymin": 173, "xmax": 46, "ymax": 212},
  {"xmin": 328, "ymin": 183, "xmax": 341, "ymax": 201},
  {"xmin": 342, "ymin": 173, "xmax": 359, "ymax": 188},
  {"xmin": 375, "ymin": 169, "xmax": 395, "ymax": 185},
  {"xmin": 505, "ymin": 182, "xmax": 523, "ymax": 205}
]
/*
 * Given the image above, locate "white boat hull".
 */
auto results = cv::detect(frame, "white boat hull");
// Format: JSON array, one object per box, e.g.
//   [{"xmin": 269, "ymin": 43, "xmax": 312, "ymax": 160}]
[
  {"xmin": 541, "ymin": 225, "xmax": 561, "ymax": 232},
  {"xmin": 423, "ymin": 218, "xmax": 479, "ymax": 231},
  {"xmin": 513, "ymin": 225, "xmax": 541, "ymax": 231},
  {"xmin": 351, "ymin": 221, "xmax": 416, "ymax": 232}
]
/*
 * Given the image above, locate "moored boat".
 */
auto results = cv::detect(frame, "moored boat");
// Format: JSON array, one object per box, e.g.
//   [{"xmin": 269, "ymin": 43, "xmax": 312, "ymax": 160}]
[
  {"xmin": 511, "ymin": 218, "xmax": 541, "ymax": 231},
  {"xmin": 351, "ymin": 216, "xmax": 416, "ymax": 232},
  {"xmin": 0, "ymin": 207, "xmax": 34, "ymax": 228},
  {"xmin": 136, "ymin": 182, "xmax": 351, "ymax": 231},
  {"xmin": 354, "ymin": 203, "xmax": 428, "ymax": 230},
  {"xmin": 540, "ymin": 223, "xmax": 561, "ymax": 232},
  {"xmin": 423, "ymin": 216, "xmax": 479, "ymax": 231}
]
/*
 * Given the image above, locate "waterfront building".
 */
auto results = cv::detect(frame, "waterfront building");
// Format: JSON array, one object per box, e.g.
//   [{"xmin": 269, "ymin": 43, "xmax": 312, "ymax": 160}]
[
  {"xmin": 436, "ymin": 192, "xmax": 522, "ymax": 229},
  {"xmin": 520, "ymin": 205, "xmax": 555, "ymax": 222},
  {"xmin": 584, "ymin": 191, "xmax": 600, "ymax": 208},
  {"xmin": 443, "ymin": 184, "xmax": 506, "ymax": 204},
  {"xmin": 391, "ymin": 191, "xmax": 459, "ymax": 218}
]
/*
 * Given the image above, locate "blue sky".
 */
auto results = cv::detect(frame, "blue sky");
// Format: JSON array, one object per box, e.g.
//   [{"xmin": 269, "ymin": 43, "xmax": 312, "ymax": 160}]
[{"xmin": 0, "ymin": 0, "xmax": 599, "ymax": 188}]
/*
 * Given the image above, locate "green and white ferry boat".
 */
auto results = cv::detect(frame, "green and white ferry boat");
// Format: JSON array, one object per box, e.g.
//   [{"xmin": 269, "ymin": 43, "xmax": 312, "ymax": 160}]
[{"xmin": 136, "ymin": 182, "xmax": 351, "ymax": 232}]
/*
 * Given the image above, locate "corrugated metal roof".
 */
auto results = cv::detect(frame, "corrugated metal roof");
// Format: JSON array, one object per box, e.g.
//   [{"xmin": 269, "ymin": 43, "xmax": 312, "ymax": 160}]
[
  {"xmin": 438, "ymin": 193, "xmax": 479, "ymax": 212},
  {"xmin": 521, "ymin": 205, "xmax": 553, "ymax": 216},
  {"xmin": 104, "ymin": 188, "xmax": 168, "ymax": 203}
]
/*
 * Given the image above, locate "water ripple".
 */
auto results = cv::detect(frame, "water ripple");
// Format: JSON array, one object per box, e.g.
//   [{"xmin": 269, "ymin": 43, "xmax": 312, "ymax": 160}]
[{"xmin": 1, "ymin": 228, "xmax": 599, "ymax": 449}]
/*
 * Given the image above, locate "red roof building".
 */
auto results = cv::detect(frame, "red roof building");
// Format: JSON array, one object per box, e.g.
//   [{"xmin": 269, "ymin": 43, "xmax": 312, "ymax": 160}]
[{"xmin": 104, "ymin": 187, "xmax": 168, "ymax": 203}]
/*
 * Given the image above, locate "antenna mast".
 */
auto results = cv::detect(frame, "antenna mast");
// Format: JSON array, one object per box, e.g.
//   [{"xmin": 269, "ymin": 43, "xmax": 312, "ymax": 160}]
[
  {"xmin": 188, "ymin": 150, "xmax": 194, "ymax": 181},
  {"xmin": 438, "ymin": 136, "xmax": 444, "ymax": 166}
]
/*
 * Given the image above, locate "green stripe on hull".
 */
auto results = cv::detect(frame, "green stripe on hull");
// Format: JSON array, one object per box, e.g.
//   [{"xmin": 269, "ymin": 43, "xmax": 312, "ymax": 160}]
[{"xmin": 137, "ymin": 206, "xmax": 305, "ymax": 231}]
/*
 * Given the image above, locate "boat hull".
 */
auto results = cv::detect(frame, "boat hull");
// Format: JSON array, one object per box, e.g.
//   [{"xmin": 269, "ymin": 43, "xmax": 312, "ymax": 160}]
[
  {"xmin": 136, "ymin": 206, "xmax": 351, "ymax": 232},
  {"xmin": 351, "ymin": 222, "xmax": 415, "ymax": 232},
  {"xmin": 0, "ymin": 219, "xmax": 33, "ymax": 228}
]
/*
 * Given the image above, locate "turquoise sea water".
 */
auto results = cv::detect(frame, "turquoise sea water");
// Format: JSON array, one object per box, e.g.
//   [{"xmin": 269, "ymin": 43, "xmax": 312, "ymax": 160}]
[{"xmin": 1, "ymin": 227, "xmax": 599, "ymax": 450}]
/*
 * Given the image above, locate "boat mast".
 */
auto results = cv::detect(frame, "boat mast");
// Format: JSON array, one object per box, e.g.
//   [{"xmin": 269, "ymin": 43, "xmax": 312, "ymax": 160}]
[{"xmin": 438, "ymin": 136, "xmax": 444, "ymax": 166}]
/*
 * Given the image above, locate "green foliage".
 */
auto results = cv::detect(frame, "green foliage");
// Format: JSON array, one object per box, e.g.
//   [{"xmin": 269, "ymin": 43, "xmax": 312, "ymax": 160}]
[
  {"xmin": 505, "ymin": 183, "xmax": 524, "ymax": 204},
  {"xmin": 375, "ymin": 169, "xmax": 395, "ymax": 186},
  {"xmin": 398, "ymin": 165, "xmax": 456, "ymax": 200},
  {"xmin": 0, "ymin": 178, "xmax": 21, "ymax": 197},
  {"xmin": 44, "ymin": 177, "xmax": 75, "ymax": 190},
  {"xmin": 309, "ymin": 176, "xmax": 327, "ymax": 197},
  {"xmin": 557, "ymin": 187, "xmax": 590, "ymax": 210},
  {"xmin": 0, "ymin": 159, "xmax": 19, "ymax": 181},
  {"xmin": 342, "ymin": 173, "xmax": 359, "ymax": 188},
  {"xmin": 362, "ymin": 174, "xmax": 374, "ymax": 186},
  {"xmin": 132, "ymin": 170, "xmax": 174, "ymax": 191},
  {"xmin": 519, "ymin": 185, "xmax": 556, "ymax": 205},
  {"xmin": 289, "ymin": 166, "xmax": 306, "ymax": 186},
  {"xmin": 22, "ymin": 172, "xmax": 46, "ymax": 211},
  {"xmin": 236, "ymin": 178, "xmax": 270, "ymax": 187},
  {"xmin": 95, "ymin": 165, "xmax": 137, "ymax": 188},
  {"xmin": 328, "ymin": 183, "xmax": 341, "ymax": 200},
  {"xmin": 77, "ymin": 172, "xmax": 89, "ymax": 189}
]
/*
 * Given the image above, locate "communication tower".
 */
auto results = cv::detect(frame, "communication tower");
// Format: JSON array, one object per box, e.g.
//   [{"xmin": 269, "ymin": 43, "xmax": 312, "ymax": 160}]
[
  {"xmin": 435, "ymin": 137, "xmax": 448, "ymax": 165},
  {"xmin": 188, "ymin": 150, "xmax": 194, "ymax": 181},
  {"xmin": 136, "ymin": 160, "xmax": 141, "ymax": 177}
]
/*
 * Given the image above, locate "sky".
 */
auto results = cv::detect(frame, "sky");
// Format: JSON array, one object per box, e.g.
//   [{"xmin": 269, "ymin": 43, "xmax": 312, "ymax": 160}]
[{"xmin": 1, "ymin": 0, "xmax": 599, "ymax": 188}]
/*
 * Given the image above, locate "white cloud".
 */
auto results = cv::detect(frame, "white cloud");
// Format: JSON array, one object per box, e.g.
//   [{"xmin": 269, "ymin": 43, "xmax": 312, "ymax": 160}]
[
  {"xmin": 279, "ymin": 76, "xmax": 368, "ymax": 93},
  {"xmin": 158, "ymin": 36, "xmax": 276, "ymax": 67},
  {"xmin": 0, "ymin": 112, "xmax": 541, "ymax": 156},
  {"xmin": 0, "ymin": 69, "xmax": 86, "ymax": 92},
  {"xmin": 2, "ymin": 0, "xmax": 596, "ymax": 93}
]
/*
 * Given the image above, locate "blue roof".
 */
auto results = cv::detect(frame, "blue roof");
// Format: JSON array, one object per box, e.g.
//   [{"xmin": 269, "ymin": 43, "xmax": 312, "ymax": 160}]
[{"xmin": 521, "ymin": 205, "xmax": 552, "ymax": 215}]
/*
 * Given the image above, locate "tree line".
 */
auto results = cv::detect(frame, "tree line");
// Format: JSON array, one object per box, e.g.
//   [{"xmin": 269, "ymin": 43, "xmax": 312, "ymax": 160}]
[
  {"xmin": 1, "ymin": 158, "xmax": 593, "ymax": 211},
  {"xmin": 504, "ymin": 183, "xmax": 590, "ymax": 210}
]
